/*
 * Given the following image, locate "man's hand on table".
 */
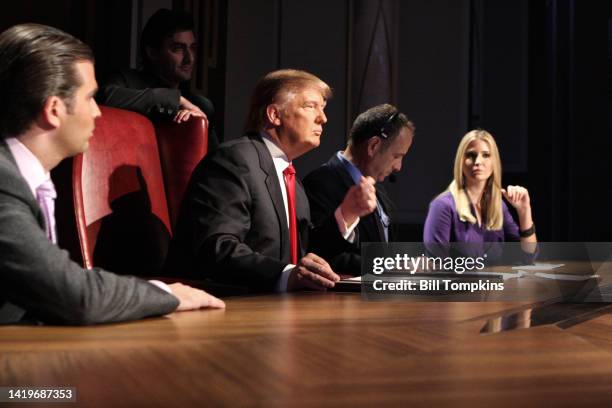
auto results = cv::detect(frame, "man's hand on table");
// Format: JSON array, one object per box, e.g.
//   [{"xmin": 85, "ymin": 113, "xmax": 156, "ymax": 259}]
[
  {"xmin": 168, "ymin": 283, "xmax": 226, "ymax": 311},
  {"xmin": 287, "ymin": 253, "xmax": 340, "ymax": 291}
]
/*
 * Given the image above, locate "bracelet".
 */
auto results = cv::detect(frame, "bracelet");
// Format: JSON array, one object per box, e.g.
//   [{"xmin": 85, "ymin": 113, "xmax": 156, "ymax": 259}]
[{"xmin": 519, "ymin": 224, "xmax": 535, "ymax": 238}]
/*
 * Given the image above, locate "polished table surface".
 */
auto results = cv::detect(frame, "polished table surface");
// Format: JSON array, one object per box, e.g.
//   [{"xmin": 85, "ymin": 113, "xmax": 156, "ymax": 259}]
[{"xmin": 3, "ymin": 293, "xmax": 612, "ymax": 407}]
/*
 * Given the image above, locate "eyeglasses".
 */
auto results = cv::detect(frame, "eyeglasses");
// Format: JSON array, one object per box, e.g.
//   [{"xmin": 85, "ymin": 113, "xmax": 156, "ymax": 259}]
[{"xmin": 379, "ymin": 111, "xmax": 399, "ymax": 139}]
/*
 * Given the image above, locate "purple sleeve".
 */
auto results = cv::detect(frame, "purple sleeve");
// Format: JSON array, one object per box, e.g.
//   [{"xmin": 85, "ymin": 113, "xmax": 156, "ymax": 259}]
[
  {"xmin": 424, "ymin": 197, "xmax": 453, "ymax": 243},
  {"xmin": 502, "ymin": 202, "xmax": 520, "ymax": 242}
]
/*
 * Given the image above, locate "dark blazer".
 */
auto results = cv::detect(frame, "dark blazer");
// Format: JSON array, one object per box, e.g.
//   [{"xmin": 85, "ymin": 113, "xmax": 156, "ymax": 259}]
[
  {"xmin": 165, "ymin": 133, "xmax": 352, "ymax": 292},
  {"xmin": 303, "ymin": 153, "xmax": 396, "ymax": 275},
  {"xmin": 0, "ymin": 140, "xmax": 178, "ymax": 325},
  {"xmin": 98, "ymin": 68, "xmax": 220, "ymax": 149}
]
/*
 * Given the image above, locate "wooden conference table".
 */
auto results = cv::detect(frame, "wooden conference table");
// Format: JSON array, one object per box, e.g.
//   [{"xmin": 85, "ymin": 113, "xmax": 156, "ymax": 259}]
[{"xmin": 3, "ymin": 290, "xmax": 612, "ymax": 407}]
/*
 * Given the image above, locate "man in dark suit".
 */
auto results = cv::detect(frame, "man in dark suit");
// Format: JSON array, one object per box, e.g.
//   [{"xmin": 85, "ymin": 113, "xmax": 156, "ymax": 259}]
[
  {"xmin": 0, "ymin": 24, "xmax": 224, "ymax": 325},
  {"xmin": 165, "ymin": 69, "xmax": 377, "ymax": 292},
  {"xmin": 303, "ymin": 104, "xmax": 415, "ymax": 275},
  {"xmin": 98, "ymin": 8, "xmax": 221, "ymax": 150}
]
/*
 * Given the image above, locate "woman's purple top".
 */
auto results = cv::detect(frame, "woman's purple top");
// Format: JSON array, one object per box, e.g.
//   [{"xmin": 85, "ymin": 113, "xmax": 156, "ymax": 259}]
[
  {"xmin": 423, "ymin": 191, "xmax": 522, "ymax": 260},
  {"xmin": 424, "ymin": 192, "xmax": 520, "ymax": 243}
]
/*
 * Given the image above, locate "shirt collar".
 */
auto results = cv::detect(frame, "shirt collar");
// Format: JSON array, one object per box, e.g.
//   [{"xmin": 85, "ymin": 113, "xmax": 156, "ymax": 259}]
[
  {"xmin": 5, "ymin": 137, "xmax": 50, "ymax": 197},
  {"xmin": 336, "ymin": 151, "xmax": 363, "ymax": 185},
  {"xmin": 260, "ymin": 131, "xmax": 291, "ymax": 171}
]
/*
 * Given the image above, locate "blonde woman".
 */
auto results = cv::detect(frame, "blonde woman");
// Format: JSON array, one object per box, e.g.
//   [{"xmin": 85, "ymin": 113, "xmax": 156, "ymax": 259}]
[{"xmin": 423, "ymin": 130, "xmax": 537, "ymax": 257}]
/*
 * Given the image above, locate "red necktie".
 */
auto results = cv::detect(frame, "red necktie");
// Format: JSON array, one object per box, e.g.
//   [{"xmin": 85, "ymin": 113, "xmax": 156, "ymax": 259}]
[{"xmin": 283, "ymin": 164, "xmax": 298, "ymax": 264}]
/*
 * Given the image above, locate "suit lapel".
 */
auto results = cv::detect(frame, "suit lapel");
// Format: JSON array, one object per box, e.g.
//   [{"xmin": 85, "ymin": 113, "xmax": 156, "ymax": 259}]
[
  {"xmin": 0, "ymin": 139, "xmax": 46, "ymax": 229},
  {"xmin": 329, "ymin": 154, "xmax": 388, "ymax": 242},
  {"xmin": 328, "ymin": 154, "xmax": 355, "ymax": 193},
  {"xmin": 372, "ymin": 193, "xmax": 387, "ymax": 241},
  {"xmin": 295, "ymin": 179, "xmax": 311, "ymax": 257},
  {"xmin": 0, "ymin": 139, "xmax": 18, "ymax": 167},
  {"xmin": 250, "ymin": 134, "xmax": 290, "ymax": 258},
  {"xmin": 376, "ymin": 184, "xmax": 395, "ymax": 241}
]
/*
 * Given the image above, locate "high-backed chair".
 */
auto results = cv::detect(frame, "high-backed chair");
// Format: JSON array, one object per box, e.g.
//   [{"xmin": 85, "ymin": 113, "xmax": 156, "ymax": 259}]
[
  {"xmin": 72, "ymin": 106, "xmax": 172, "ymax": 275},
  {"xmin": 155, "ymin": 116, "xmax": 208, "ymax": 228}
]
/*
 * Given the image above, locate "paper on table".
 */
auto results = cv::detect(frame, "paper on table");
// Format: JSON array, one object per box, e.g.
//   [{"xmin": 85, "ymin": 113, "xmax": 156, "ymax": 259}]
[
  {"xmin": 533, "ymin": 272, "xmax": 599, "ymax": 281},
  {"xmin": 463, "ymin": 270, "xmax": 526, "ymax": 280},
  {"xmin": 345, "ymin": 270, "xmax": 525, "ymax": 281},
  {"xmin": 511, "ymin": 263, "xmax": 565, "ymax": 271}
]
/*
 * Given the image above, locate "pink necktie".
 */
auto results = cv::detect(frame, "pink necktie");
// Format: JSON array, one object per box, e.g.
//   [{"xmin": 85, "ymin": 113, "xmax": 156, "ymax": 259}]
[{"xmin": 36, "ymin": 179, "xmax": 57, "ymax": 244}]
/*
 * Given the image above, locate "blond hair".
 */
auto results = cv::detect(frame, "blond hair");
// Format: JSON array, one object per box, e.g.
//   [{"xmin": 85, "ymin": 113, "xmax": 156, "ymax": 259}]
[
  {"xmin": 447, "ymin": 129, "xmax": 503, "ymax": 230},
  {"xmin": 244, "ymin": 69, "xmax": 332, "ymax": 132}
]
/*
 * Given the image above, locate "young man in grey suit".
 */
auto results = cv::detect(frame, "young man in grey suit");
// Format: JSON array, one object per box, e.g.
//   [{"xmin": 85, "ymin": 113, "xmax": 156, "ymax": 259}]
[
  {"xmin": 304, "ymin": 104, "xmax": 415, "ymax": 275},
  {"xmin": 165, "ymin": 69, "xmax": 378, "ymax": 292},
  {"xmin": 0, "ymin": 23, "xmax": 224, "ymax": 325}
]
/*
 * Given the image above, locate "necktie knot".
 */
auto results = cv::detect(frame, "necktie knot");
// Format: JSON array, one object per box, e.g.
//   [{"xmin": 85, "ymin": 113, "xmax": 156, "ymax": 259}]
[
  {"xmin": 283, "ymin": 164, "xmax": 296, "ymax": 177},
  {"xmin": 36, "ymin": 179, "xmax": 57, "ymax": 200}
]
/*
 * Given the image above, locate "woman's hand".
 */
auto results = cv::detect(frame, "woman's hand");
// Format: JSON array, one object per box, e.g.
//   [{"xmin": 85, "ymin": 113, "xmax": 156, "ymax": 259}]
[
  {"xmin": 503, "ymin": 185, "xmax": 536, "ymax": 247},
  {"xmin": 501, "ymin": 185, "xmax": 531, "ymax": 214}
]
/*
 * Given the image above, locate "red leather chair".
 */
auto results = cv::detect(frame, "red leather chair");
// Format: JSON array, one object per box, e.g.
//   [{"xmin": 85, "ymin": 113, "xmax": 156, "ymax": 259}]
[
  {"xmin": 72, "ymin": 106, "xmax": 172, "ymax": 275},
  {"xmin": 155, "ymin": 117, "xmax": 208, "ymax": 228}
]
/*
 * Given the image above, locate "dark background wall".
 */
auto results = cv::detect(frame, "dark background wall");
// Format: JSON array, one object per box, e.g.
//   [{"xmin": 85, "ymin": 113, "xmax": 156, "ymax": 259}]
[
  {"xmin": 225, "ymin": 0, "xmax": 349, "ymax": 186},
  {"xmin": 1, "ymin": 0, "xmax": 610, "ymax": 242}
]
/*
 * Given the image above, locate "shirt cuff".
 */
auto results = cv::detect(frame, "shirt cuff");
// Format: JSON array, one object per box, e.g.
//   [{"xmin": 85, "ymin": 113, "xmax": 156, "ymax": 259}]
[
  {"xmin": 335, "ymin": 206, "xmax": 359, "ymax": 243},
  {"xmin": 275, "ymin": 264, "xmax": 295, "ymax": 293},
  {"xmin": 149, "ymin": 280, "xmax": 173, "ymax": 294}
]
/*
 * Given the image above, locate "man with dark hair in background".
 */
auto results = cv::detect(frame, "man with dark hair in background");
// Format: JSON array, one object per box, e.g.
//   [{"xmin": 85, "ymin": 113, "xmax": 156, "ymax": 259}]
[
  {"xmin": 304, "ymin": 104, "xmax": 415, "ymax": 275},
  {"xmin": 98, "ymin": 8, "xmax": 221, "ymax": 150},
  {"xmin": 165, "ymin": 69, "xmax": 377, "ymax": 293},
  {"xmin": 0, "ymin": 23, "xmax": 224, "ymax": 325}
]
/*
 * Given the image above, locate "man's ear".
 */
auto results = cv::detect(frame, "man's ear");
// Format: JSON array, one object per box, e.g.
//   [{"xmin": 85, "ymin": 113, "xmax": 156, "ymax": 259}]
[
  {"xmin": 39, "ymin": 96, "xmax": 65, "ymax": 130},
  {"xmin": 367, "ymin": 136, "xmax": 381, "ymax": 157},
  {"xmin": 265, "ymin": 104, "xmax": 282, "ymax": 127}
]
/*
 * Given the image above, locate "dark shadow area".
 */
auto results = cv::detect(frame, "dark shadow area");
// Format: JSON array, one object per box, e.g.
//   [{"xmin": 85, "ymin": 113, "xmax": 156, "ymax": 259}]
[
  {"xmin": 93, "ymin": 165, "xmax": 170, "ymax": 276},
  {"xmin": 51, "ymin": 157, "xmax": 83, "ymax": 265}
]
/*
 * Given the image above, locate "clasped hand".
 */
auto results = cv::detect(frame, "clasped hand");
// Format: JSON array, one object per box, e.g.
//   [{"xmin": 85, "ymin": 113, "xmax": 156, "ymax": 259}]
[
  {"xmin": 502, "ymin": 185, "xmax": 531, "ymax": 214},
  {"xmin": 340, "ymin": 176, "xmax": 377, "ymax": 226}
]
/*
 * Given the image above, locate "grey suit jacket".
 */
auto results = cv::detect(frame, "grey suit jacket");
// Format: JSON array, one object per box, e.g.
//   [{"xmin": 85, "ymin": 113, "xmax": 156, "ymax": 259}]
[{"xmin": 0, "ymin": 140, "xmax": 179, "ymax": 325}]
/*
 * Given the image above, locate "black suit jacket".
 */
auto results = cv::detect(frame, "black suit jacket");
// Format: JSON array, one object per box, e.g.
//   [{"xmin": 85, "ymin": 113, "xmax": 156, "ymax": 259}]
[
  {"xmin": 303, "ymin": 153, "xmax": 396, "ymax": 275},
  {"xmin": 165, "ymin": 133, "xmax": 352, "ymax": 292},
  {"xmin": 98, "ymin": 68, "xmax": 221, "ymax": 150},
  {"xmin": 0, "ymin": 140, "xmax": 179, "ymax": 325}
]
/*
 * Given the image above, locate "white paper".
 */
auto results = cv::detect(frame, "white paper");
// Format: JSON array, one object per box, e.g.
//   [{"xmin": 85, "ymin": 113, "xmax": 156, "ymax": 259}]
[
  {"xmin": 345, "ymin": 271, "xmax": 525, "ymax": 282},
  {"xmin": 462, "ymin": 270, "xmax": 526, "ymax": 280},
  {"xmin": 511, "ymin": 263, "xmax": 565, "ymax": 271},
  {"xmin": 533, "ymin": 272, "xmax": 599, "ymax": 281}
]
